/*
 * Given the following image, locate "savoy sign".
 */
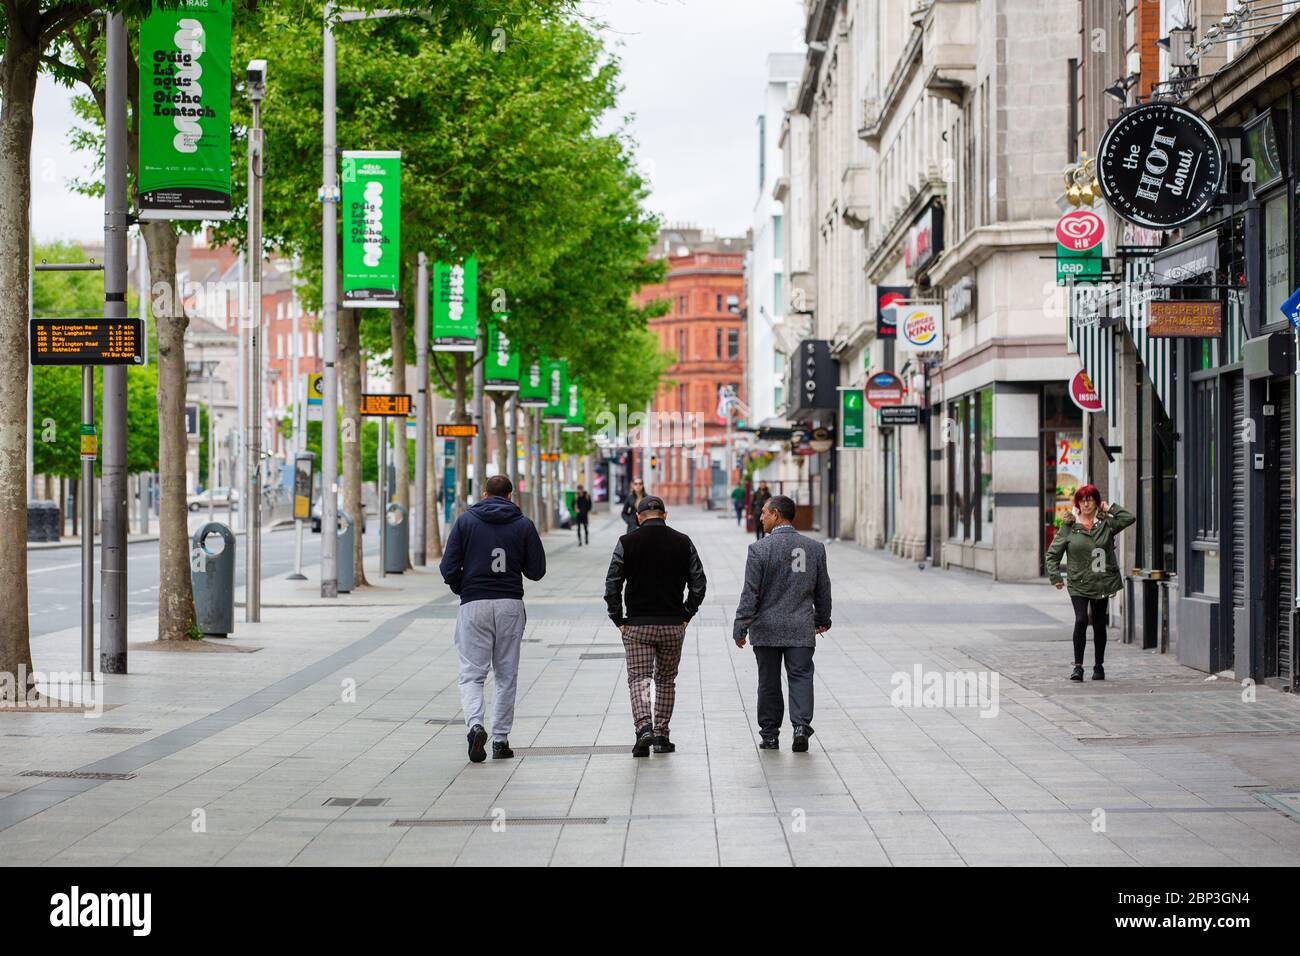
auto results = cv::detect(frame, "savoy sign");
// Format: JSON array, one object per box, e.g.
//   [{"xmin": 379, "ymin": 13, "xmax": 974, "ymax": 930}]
[{"xmin": 1097, "ymin": 104, "xmax": 1224, "ymax": 230}]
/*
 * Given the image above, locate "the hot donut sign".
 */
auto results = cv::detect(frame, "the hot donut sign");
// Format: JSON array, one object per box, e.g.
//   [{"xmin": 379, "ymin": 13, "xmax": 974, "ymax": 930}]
[{"xmin": 898, "ymin": 304, "xmax": 944, "ymax": 352}]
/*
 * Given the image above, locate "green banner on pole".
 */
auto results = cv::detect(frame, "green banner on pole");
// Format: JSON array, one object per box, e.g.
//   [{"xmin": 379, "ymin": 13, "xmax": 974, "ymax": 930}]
[
  {"xmin": 542, "ymin": 359, "xmax": 569, "ymax": 423},
  {"xmin": 341, "ymin": 151, "xmax": 400, "ymax": 308},
  {"xmin": 563, "ymin": 381, "xmax": 585, "ymax": 432},
  {"xmin": 432, "ymin": 257, "xmax": 477, "ymax": 351},
  {"xmin": 484, "ymin": 316, "xmax": 521, "ymax": 391},
  {"xmin": 840, "ymin": 388, "xmax": 865, "ymax": 449},
  {"xmin": 138, "ymin": 0, "xmax": 233, "ymax": 220},
  {"xmin": 518, "ymin": 358, "xmax": 548, "ymax": 408}
]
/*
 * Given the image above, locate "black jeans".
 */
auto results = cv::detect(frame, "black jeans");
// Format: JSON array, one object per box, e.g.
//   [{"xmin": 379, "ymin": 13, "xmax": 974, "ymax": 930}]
[
  {"xmin": 754, "ymin": 645, "xmax": 814, "ymax": 738},
  {"xmin": 1070, "ymin": 595, "xmax": 1108, "ymax": 666},
  {"xmin": 574, "ymin": 516, "xmax": 588, "ymax": 544}
]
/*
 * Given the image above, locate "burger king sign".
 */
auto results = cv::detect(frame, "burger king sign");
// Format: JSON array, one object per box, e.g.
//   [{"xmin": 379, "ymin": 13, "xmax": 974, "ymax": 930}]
[{"xmin": 897, "ymin": 304, "xmax": 944, "ymax": 352}]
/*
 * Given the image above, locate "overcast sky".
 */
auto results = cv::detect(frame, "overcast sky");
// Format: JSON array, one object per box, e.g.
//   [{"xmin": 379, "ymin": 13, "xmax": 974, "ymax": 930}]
[{"xmin": 31, "ymin": 0, "xmax": 805, "ymax": 245}]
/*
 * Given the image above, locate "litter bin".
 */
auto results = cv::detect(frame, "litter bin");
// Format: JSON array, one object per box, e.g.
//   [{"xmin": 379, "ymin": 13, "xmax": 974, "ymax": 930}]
[
  {"xmin": 384, "ymin": 503, "xmax": 408, "ymax": 574},
  {"xmin": 338, "ymin": 510, "xmax": 356, "ymax": 593},
  {"xmin": 191, "ymin": 522, "xmax": 235, "ymax": 637}
]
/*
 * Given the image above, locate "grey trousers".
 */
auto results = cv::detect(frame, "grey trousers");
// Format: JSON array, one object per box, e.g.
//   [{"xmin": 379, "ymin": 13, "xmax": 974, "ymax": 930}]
[
  {"xmin": 754, "ymin": 645, "xmax": 814, "ymax": 738},
  {"xmin": 454, "ymin": 598, "xmax": 526, "ymax": 741}
]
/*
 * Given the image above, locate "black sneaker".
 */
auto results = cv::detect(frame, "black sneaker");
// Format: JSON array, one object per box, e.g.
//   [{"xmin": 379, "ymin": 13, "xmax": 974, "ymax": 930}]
[
  {"xmin": 792, "ymin": 727, "xmax": 811, "ymax": 753},
  {"xmin": 492, "ymin": 740, "xmax": 514, "ymax": 759},
  {"xmin": 632, "ymin": 724, "xmax": 654, "ymax": 758},
  {"xmin": 653, "ymin": 735, "xmax": 675, "ymax": 754},
  {"xmin": 1069, "ymin": 665, "xmax": 1084, "ymax": 682},
  {"xmin": 758, "ymin": 737, "xmax": 779, "ymax": 750},
  {"xmin": 467, "ymin": 724, "xmax": 488, "ymax": 763},
  {"xmin": 1092, "ymin": 665, "xmax": 1105, "ymax": 681}
]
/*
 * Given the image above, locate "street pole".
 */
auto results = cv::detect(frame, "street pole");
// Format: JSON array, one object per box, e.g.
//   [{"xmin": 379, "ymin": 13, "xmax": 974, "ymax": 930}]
[
  {"xmin": 100, "ymin": 10, "xmax": 128, "ymax": 675},
  {"xmin": 81, "ymin": 368, "xmax": 94, "ymax": 682},
  {"xmin": 379, "ymin": 418, "xmax": 387, "ymax": 578},
  {"xmin": 235, "ymin": 250, "xmax": 245, "ymax": 532},
  {"xmin": 414, "ymin": 252, "xmax": 428, "ymax": 565},
  {"xmin": 245, "ymin": 71, "xmax": 265, "ymax": 622},
  {"xmin": 472, "ymin": 333, "xmax": 485, "ymax": 496},
  {"xmin": 208, "ymin": 364, "xmax": 216, "ymax": 524},
  {"xmin": 320, "ymin": 5, "xmax": 340, "ymax": 598},
  {"xmin": 138, "ymin": 232, "xmax": 149, "ymax": 535}
]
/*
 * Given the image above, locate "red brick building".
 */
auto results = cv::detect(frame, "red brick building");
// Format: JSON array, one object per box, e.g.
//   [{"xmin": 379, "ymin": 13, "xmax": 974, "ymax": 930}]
[{"xmin": 632, "ymin": 227, "xmax": 748, "ymax": 505}]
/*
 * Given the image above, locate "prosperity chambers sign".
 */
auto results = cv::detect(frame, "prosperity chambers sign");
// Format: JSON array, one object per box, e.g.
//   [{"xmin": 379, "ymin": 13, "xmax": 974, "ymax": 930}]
[
  {"xmin": 138, "ymin": 0, "xmax": 233, "ymax": 220},
  {"xmin": 1097, "ymin": 104, "xmax": 1224, "ymax": 230}
]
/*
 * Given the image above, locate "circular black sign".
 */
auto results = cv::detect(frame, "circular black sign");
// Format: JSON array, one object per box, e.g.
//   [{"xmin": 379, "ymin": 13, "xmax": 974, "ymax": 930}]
[{"xmin": 1097, "ymin": 104, "xmax": 1224, "ymax": 230}]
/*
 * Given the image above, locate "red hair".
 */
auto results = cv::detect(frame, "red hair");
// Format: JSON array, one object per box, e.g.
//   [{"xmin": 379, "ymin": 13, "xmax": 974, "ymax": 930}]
[{"xmin": 1073, "ymin": 484, "xmax": 1102, "ymax": 509}]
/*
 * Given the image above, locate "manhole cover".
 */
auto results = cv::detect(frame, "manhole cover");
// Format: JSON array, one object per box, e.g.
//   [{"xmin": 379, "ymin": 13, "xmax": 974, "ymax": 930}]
[
  {"xmin": 516, "ymin": 745, "xmax": 628, "ymax": 756},
  {"xmin": 22, "ymin": 769, "xmax": 135, "ymax": 781},
  {"xmin": 579, "ymin": 653, "xmax": 625, "ymax": 661},
  {"xmin": 392, "ymin": 816, "xmax": 608, "ymax": 827},
  {"xmin": 87, "ymin": 727, "xmax": 150, "ymax": 735}
]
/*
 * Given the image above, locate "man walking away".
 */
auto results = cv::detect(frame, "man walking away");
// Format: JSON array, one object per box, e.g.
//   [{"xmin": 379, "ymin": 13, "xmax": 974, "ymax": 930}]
[
  {"xmin": 621, "ymin": 477, "xmax": 647, "ymax": 534},
  {"xmin": 750, "ymin": 481, "xmax": 772, "ymax": 541},
  {"xmin": 574, "ymin": 485, "xmax": 592, "ymax": 546},
  {"xmin": 733, "ymin": 494, "xmax": 831, "ymax": 752},
  {"xmin": 440, "ymin": 475, "xmax": 546, "ymax": 763},
  {"xmin": 605, "ymin": 495, "xmax": 707, "ymax": 757},
  {"xmin": 731, "ymin": 483, "xmax": 745, "ymax": 526}
]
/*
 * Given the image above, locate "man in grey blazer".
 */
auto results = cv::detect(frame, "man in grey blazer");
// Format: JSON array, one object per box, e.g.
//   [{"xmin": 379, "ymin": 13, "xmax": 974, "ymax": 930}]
[{"xmin": 732, "ymin": 494, "xmax": 832, "ymax": 752}]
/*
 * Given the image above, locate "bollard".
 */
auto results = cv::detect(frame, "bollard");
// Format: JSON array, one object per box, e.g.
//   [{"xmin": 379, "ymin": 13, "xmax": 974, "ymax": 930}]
[
  {"xmin": 337, "ymin": 510, "xmax": 356, "ymax": 593},
  {"xmin": 191, "ymin": 522, "xmax": 236, "ymax": 637},
  {"xmin": 383, "ymin": 503, "xmax": 408, "ymax": 574}
]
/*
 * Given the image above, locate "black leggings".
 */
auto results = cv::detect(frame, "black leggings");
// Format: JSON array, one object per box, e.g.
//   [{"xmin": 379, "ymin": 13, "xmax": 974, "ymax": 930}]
[{"xmin": 1070, "ymin": 596, "xmax": 1108, "ymax": 666}]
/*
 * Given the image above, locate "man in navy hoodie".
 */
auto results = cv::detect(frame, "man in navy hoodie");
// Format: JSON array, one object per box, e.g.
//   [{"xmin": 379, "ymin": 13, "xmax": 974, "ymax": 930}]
[{"xmin": 439, "ymin": 475, "xmax": 546, "ymax": 763}]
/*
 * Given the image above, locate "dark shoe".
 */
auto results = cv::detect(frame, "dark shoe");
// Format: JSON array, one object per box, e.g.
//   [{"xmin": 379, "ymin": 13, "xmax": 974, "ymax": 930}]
[
  {"xmin": 492, "ymin": 740, "xmax": 514, "ymax": 759},
  {"xmin": 1069, "ymin": 665, "xmax": 1084, "ymax": 682},
  {"xmin": 653, "ymin": 735, "xmax": 675, "ymax": 754},
  {"xmin": 467, "ymin": 724, "xmax": 488, "ymax": 763},
  {"xmin": 1092, "ymin": 665, "xmax": 1105, "ymax": 681},
  {"xmin": 632, "ymin": 724, "xmax": 654, "ymax": 758},
  {"xmin": 758, "ymin": 737, "xmax": 779, "ymax": 750},
  {"xmin": 792, "ymin": 727, "xmax": 811, "ymax": 753}
]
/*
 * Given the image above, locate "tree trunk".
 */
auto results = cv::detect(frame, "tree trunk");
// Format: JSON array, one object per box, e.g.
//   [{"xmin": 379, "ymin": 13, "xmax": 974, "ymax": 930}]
[
  {"xmin": 0, "ymin": 12, "xmax": 40, "ymax": 695},
  {"xmin": 490, "ymin": 392, "xmax": 508, "ymax": 481},
  {"xmin": 340, "ymin": 309, "xmax": 368, "ymax": 586},
  {"xmin": 425, "ymin": 381, "xmax": 442, "ymax": 559},
  {"xmin": 453, "ymin": 352, "xmax": 468, "ymax": 517},
  {"xmin": 389, "ymin": 302, "xmax": 410, "ymax": 565},
  {"xmin": 143, "ymin": 221, "xmax": 195, "ymax": 640}
]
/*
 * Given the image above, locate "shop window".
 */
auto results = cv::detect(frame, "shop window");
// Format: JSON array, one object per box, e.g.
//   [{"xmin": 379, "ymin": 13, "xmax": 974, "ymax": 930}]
[
  {"xmin": 1042, "ymin": 382, "xmax": 1084, "ymax": 562},
  {"xmin": 977, "ymin": 388, "xmax": 993, "ymax": 542},
  {"xmin": 1188, "ymin": 375, "xmax": 1219, "ymax": 598}
]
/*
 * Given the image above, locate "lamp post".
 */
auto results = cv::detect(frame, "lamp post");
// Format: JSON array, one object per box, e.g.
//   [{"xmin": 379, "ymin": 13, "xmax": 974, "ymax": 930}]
[{"xmin": 245, "ymin": 58, "xmax": 267, "ymax": 622}]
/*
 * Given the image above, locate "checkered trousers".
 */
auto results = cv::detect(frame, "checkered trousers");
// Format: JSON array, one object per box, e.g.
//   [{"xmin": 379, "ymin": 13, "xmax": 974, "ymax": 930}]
[{"xmin": 620, "ymin": 624, "xmax": 687, "ymax": 735}]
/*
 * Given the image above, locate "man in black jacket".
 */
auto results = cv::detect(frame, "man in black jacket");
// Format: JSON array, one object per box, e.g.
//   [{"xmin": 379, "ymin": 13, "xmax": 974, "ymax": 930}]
[
  {"xmin": 573, "ymin": 485, "xmax": 592, "ymax": 546},
  {"xmin": 604, "ymin": 496, "xmax": 707, "ymax": 757},
  {"xmin": 440, "ymin": 475, "xmax": 546, "ymax": 764}
]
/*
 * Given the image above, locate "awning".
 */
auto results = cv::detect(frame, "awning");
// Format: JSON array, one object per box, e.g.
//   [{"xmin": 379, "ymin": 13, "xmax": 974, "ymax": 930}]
[
  {"xmin": 755, "ymin": 417, "xmax": 795, "ymax": 440},
  {"xmin": 1150, "ymin": 231, "xmax": 1218, "ymax": 285}
]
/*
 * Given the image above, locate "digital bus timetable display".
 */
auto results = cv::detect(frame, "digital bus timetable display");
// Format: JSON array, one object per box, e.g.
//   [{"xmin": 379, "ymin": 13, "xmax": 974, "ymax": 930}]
[
  {"xmin": 359, "ymin": 393, "xmax": 411, "ymax": 417},
  {"xmin": 30, "ymin": 318, "xmax": 145, "ymax": 366}
]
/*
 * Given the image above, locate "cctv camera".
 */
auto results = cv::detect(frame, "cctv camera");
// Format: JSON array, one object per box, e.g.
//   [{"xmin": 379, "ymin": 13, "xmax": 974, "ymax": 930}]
[{"xmin": 246, "ymin": 59, "xmax": 267, "ymax": 100}]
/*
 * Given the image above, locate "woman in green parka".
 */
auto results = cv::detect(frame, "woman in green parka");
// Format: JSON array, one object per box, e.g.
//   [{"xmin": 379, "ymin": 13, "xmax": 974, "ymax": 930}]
[{"xmin": 1045, "ymin": 484, "xmax": 1135, "ymax": 682}]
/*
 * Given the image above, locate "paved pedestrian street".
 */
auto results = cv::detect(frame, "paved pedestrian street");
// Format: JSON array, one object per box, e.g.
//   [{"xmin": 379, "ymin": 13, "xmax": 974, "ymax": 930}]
[{"xmin": 3, "ymin": 510, "xmax": 1299, "ymax": 867}]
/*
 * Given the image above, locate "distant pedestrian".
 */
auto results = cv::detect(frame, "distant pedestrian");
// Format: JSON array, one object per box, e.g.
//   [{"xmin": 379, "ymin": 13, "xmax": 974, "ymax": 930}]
[
  {"xmin": 574, "ymin": 485, "xmax": 591, "ymax": 546},
  {"xmin": 750, "ymin": 481, "xmax": 772, "ymax": 540},
  {"xmin": 621, "ymin": 477, "xmax": 647, "ymax": 534},
  {"xmin": 1045, "ymin": 485, "xmax": 1135, "ymax": 682},
  {"xmin": 439, "ymin": 475, "xmax": 546, "ymax": 763},
  {"xmin": 733, "ymin": 494, "xmax": 831, "ymax": 752},
  {"xmin": 731, "ymin": 483, "xmax": 745, "ymax": 526},
  {"xmin": 604, "ymin": 495, "xmax": 707, "ymax": 757}
]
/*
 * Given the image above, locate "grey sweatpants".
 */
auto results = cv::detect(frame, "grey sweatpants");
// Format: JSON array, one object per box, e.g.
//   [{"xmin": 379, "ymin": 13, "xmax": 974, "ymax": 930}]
[{"xmin": 454, "ymin": 598, "xmax": 527, "ymax": 741}]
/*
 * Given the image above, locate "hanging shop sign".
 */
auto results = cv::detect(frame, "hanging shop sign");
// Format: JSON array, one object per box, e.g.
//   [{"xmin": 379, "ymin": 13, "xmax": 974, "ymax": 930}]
[
  {"xmin": 904, "ymin": 204, "xmax": 944, "ymax": 277},
  {"xmin": 30, "ymin": 317, "xmax": 145, "ymax": 366},
  {"xmin": 307, "ymin": 372, "xmax": 323, "ymax": 406},
  {"xmin": 1055, "ymin": 209, "xmax": 1105, "ymax": 286},
  {"xmin": 897, "ymin": 304, "xmax": 944, "ymax": 352},
  {"xmin": 792, "ymin": 339, "xmax": 836, "ymax": 410},
  {"xmin": 359, "ymin": 393, "xmax": 411, "ymax": 417},
  {"xmin": 542, "ymin": 359, "xmax": 569, "ymax": 424},
  {"xmin": 517, "ymin": 360, "xmax": 549, "ymax": 408},
  {"xmin": 340, "ymin": 151, "xmax": 400, "ymax": 307},
  {"xmin": 483, "ymin": 317, "xmax": 521, "ymax": 391},
  {"xmin": 878, "ymin": 405, "xmax": 921, "ymax": 426},
  {"xmin": 946, "ymin": 276, "xmax": 974, "ymax": 321},
  {"xmin": 1068, "ymin": 368, "xmax": 1104, "ymax": 412},
  {"xmin": 1243, "ymin": 109, "xmax": 1285, "ymax": 191},
  {"xmin": 138, "ymin": 0, "xmax": 233, "ymax": 221},
  {"xmin": 865, "ymin": 371, "xmax": 905, "ymax": 408},
  {"xmin": 876, "ymin": 286, "xmax": 908, "ymax": 339},
  {"xmin": 808, "ymin": 427, "xmax": 834, "ymax": 454},
  {"xmin": 839, "ymin": 388, "xmax": 864, "ymax": 449},
  {"xmin": 432, "ymin": 257, "xmax": 478, "ymax": 351},
  {"xmin": 1146, "ymin": 299, "xmax": 1223, "ymax": 338},
  {"xmin": 1096, "ymin": 103, "xmax": 1224, "ymax": 230}
]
